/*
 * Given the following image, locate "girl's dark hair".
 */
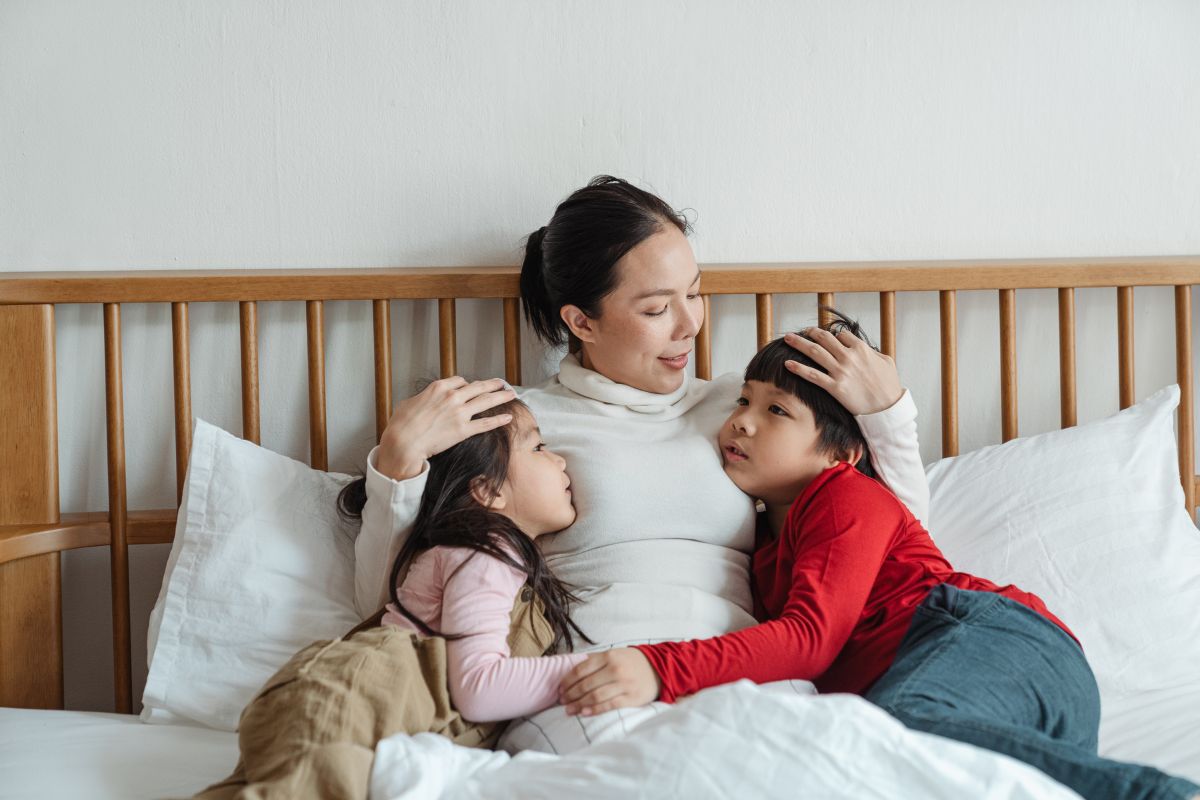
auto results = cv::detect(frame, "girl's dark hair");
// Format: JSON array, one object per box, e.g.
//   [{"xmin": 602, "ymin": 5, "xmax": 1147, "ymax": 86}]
[
  {"xmin": 520, "ymin": 175, "xmax": 691, "ymax": 347},
  {"xmin": 336, "ymin": 399, "xmax": 590, "ymax": 653},
  {"xmin": 744, "ymin": 309, "xmax": 877, "ymax": 479}
]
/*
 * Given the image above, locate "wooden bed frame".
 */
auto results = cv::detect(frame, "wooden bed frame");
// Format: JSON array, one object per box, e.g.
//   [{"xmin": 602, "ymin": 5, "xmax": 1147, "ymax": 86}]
[{"xmin": 1, "ymin": 257, "xmax": 1197, "ymax": 715}]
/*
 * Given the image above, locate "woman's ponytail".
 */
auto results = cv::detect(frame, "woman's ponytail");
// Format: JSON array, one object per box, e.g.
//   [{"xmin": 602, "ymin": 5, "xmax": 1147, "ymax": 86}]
[{"xmin": 519, "ymin": 226, "xmax": 564, "ymax": 347}]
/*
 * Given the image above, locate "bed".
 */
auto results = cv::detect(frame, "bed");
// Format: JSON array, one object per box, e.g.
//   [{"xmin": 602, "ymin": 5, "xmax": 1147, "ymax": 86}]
[{"xmin": 1, "ymin": 257, "xmax": 1198, "ymax": 798}]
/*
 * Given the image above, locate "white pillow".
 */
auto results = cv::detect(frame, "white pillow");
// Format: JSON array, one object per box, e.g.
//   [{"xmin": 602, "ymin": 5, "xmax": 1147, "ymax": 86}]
[
  {"xmin": 926, "ymin": 385, "xmax": 1200, "ymax": 700},
  {"xmin": 141, "ymin": 419, "xmax": 362, "ymax": 731}
]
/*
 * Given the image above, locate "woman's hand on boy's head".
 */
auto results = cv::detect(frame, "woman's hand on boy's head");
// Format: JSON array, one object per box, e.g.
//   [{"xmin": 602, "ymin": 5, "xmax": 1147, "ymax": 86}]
[
  {"xmin": 783, "ymin": 329, "xmax": 903, "ymax": 416},
  {"xmin": 375, "ymin": 377, "xmax": 515, "ymax": 481},
  {"xmin": 558, "ymin": 648, "xmax": 661, "ymax": 717}
]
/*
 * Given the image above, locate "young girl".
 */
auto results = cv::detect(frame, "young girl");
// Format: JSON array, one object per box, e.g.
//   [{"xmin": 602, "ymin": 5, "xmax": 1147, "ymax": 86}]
[
  {"xmin": 558, "ymin": 314, "xmax": 1200, "ymax": 800},
  {"xmin": 196, "ymin": 397, "xmax": 590, "ymax": 800}
]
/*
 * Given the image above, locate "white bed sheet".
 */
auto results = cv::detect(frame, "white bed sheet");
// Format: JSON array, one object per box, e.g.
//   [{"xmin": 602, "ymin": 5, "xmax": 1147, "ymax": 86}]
[
  {"xmin": 1101, "ymin": 683, "xmax": 1200, "ymax": 783},
  {"xmin": 1, "ymin": 681, "xmax": 1194, "ymax": 799},
  {"xmin": 0, "ymin": 707, "xmax": 237, "ymax": 800},
  {"xmin": 372, "ymin": 681, "xmax": 1083, "ymax": 799}
]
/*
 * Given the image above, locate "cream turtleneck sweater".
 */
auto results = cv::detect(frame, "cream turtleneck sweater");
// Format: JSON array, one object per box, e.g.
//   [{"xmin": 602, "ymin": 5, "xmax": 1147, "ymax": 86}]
[{"xmin": 355, "ymin": 354, "xmax": 928, "ymax": 651}]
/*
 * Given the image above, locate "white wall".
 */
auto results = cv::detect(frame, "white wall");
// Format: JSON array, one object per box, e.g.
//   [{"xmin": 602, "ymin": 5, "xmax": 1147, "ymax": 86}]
[{"xmin": 2, "ymin": 1, "xmax": 1198, "ymax": 711}]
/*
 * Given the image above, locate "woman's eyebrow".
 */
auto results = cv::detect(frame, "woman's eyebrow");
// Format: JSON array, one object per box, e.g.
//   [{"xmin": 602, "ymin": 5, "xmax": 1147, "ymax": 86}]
[{"xmin": 631, "ymin": 269, "xmax": 702, "ymax": 301}]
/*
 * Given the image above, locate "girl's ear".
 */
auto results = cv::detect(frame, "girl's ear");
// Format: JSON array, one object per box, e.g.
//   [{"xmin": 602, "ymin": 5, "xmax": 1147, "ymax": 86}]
[
  {"xmin": 469, "ymin": 476, "xmax": 507, "ymax": 511},
  {"xmin": 559, "ymin": 304, "xmax": 597, "ymax": 344}
]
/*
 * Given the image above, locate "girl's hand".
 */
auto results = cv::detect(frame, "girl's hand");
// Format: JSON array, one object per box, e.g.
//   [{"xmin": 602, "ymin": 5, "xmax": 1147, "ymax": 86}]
[
  {"xmin": 374, "ymin": 377, "xmax": 516, "ymax": 481},
  {"xmin": 558, "ymin": 648, "xmax": 661, "ymax": 716},
  {"xmin": 783, "ymin": 329, "xmax": 903, "ymax": 415}
]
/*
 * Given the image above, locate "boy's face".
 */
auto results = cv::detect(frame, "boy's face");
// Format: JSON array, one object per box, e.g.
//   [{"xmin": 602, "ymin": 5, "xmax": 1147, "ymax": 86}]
[{"xmin": 718, "ymin": 380, "xmax": 841, "ymax": 507}]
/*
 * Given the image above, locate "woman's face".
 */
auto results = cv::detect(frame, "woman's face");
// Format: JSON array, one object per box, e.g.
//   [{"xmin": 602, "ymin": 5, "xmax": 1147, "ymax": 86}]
[{"xmin": 566, "ymin": 225, "xmax": 704, "ymax": 394}]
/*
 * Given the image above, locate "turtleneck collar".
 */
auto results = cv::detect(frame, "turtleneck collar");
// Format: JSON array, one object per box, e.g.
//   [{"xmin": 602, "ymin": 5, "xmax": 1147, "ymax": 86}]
[{"xmin": 556, "ymin": 352, "xmax": 692, "ymax": 414}]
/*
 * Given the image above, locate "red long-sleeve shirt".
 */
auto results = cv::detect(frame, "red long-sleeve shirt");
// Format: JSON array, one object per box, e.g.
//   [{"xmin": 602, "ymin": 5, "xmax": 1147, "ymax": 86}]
[{"xmin": 635, "ymin": 462, "xmax": 1073, "ymax": 701}]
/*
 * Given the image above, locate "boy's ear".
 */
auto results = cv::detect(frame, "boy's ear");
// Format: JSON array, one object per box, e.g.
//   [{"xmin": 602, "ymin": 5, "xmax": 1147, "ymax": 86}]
[
  {"xmin": 842, "ymin": 445, "xmax": 866, "ymax": 468},
  {"xmin": 470, "ymin": 476, "xmax": 507, "ymax": 511},
  {"xmin": 560, "ymin": 304, "xmax": 598, "ymax": 344}
]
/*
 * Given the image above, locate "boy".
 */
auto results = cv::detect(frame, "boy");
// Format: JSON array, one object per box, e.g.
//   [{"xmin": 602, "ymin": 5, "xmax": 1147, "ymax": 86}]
[{"xmin": 559, "ymin": 314, "xmax": 1200, "ymax": 800}]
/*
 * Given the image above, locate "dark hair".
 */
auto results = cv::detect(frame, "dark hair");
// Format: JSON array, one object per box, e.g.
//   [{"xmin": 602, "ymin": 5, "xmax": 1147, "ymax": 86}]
[
  {"xmin": 520, "ymin": 175, "xmax": 691, "ymax": 347},
  {"xmin": 744, "ymin": 309, "xmax": 877, "ymax": 479},
  {"xmin": 337, "ymin": 400, "xmax": 590, "ymax": 653}
]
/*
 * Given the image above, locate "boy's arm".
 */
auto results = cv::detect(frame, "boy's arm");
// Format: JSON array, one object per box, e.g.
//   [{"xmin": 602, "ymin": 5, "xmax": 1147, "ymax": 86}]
[
  {"xmin": 439, "ymin": 551, "xmax": 587, "ymax": 722},
  {"xmin": 630, "ymin": 472, "xmax": 899, "ymax": 703},
  {"xmin": 856, "ymin": 389, "xmax": 930, "ymax": 527}
]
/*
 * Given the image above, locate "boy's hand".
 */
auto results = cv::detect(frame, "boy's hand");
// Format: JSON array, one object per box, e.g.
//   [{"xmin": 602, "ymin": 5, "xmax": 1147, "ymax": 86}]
[
  {"xmin": 783, "ymin": 329, "xmax": 903, "ymax": 416},
  {"xmin": 559, "ymin": 648, "xmax": 661, "ymax": 716}
]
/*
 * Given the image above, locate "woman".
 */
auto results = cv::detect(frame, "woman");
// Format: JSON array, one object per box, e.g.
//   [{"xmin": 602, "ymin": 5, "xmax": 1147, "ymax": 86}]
[{"xmin": 354, "ymin": 176, "xmax": 926, "ymax": 673}]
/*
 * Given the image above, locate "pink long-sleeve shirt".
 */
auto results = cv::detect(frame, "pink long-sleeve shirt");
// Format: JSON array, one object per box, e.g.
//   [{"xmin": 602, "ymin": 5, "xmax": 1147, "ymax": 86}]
[{"xmin": 382, "ymin": 546, "xmax": 586, "ymax": 723}]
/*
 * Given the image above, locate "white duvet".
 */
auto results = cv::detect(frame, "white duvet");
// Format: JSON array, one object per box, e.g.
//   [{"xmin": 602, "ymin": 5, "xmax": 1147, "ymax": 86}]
[{"xmin": 369, "ymin": 681, "xmax": 1080, "ymax": 799}]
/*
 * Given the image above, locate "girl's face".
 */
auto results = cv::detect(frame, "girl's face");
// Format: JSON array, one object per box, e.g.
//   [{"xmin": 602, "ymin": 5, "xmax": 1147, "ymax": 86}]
[
  {"xmin": 566, "ymin": 225, "xmax": 704, "ymax": 395},
  {"xmin": 717, "ymin": 380, "xmax": 841, "ymax": 507},
  {"xmin": 493, "ymin": 416, "xmax": 576, "ymax": 537}
]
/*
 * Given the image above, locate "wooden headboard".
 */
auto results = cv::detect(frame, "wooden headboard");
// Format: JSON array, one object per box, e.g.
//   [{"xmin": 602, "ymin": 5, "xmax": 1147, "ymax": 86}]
[{"xmin": 1, "ymin": 256, "xmax": 1197, "ymax": 714}]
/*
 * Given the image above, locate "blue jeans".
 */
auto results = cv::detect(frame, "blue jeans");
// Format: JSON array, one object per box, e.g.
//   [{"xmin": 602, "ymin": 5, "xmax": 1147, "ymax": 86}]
[{"xmin": 864, "ymin": 585, "xmax": 1200, "ymax": 800}]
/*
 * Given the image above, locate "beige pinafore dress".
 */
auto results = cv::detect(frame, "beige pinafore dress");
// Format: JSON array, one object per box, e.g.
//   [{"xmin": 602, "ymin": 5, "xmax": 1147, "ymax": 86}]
[{"xmin": 194, "ymin": 585, "xmax": 555, "ymax": 800}]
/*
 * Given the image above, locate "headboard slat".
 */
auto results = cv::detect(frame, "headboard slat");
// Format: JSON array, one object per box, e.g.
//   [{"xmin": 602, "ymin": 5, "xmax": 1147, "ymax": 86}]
[
  {"xmin": 1118, "ymin": 287, "xmax": 1136, "ymax": 410},
  {"xmin": 171, "ymin": 303, "xmax": 192, "ymax": 502},
  {"xmin": 307, "ymin": 301, "xmax": 328, "ymax": 471},
  {"xmin": 999, "ymin": 289, "xmax": 1018, "ymax": 442},
  {"xmin": 817, "ymin": 293, "xmax": 835, "ymax": 327},
  {"xmin": 503, "ymin": 297, "xmax": 522, "ymax": 386},
  {"xmin": 102, "ymin": 303, "xmax": 132, "ymax": 713},
  {"xmin": 1176, "ymin": 286, "xmax": 1195, "ymax": 515},
  {"xmin": 438, "ymin": 298, "xmax": 457, "ymax": 378},
  {"xmin": 373, "ymin": 300, "xmax": 392, "ymax": 440},
  {"xmin": 239, "ymin": 301, "xmax": 261, "ymax": 444},
  {"xmin": 1058, "ymin": 288, "xmax": 1078, "ymax": 429},
  {"xmin": 755, "ymin": 294, "xmax": 772, "ymax": 350},
  {"xmin": 879, "ymin": 292, "xmax": 896, "ymax": 360},
  {"xmin": 939, "ymin": 290, "xmax": 959, "ymax": 458}
]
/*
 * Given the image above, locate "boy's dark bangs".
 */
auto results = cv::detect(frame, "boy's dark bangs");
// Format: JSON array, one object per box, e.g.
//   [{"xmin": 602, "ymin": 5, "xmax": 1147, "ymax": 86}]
[
  {"xmin": 744, "ymin": 337, "xmax": 826, "ymax": 406},
  {"xmin": 742, "ymin": 333, "xmax": 861, "ymax": 449}
]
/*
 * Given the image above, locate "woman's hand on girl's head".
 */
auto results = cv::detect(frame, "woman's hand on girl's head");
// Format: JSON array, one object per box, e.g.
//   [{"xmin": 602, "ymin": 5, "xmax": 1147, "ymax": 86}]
[
  {"xmin": 783, "ymin": 329, "xmax": 903, "ymax": 416},
  {"xmin": 558, "ymin": 648, "xmax": 661, "ymax": 717},
  {"xmin": 374, "ymin": 377, "xmax": 516, "ymax": 481}
]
